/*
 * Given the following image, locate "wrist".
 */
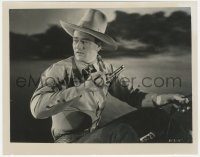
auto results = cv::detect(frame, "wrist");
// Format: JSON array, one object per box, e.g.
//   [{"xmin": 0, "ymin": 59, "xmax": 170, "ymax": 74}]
[
  {"xmin": 152, "ymin": 94, "xmax": 159, "ymax": 107},
  {"xmin": 152, "ymin": 94, "xmax": 163, "ymax": 107},
  {"xmin": 156, "ymin": 95, "xmax": 162, "ymax": 106},
  {"xmin": 153, "ymin": 94, "xmax": 173, "ymax": 107}
]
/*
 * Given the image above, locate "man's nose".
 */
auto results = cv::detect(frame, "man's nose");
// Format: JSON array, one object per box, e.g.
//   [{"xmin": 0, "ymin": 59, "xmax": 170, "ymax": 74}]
[{"xmin": 76, "ymin": 40, "xmax": 84, "ymax": 50}]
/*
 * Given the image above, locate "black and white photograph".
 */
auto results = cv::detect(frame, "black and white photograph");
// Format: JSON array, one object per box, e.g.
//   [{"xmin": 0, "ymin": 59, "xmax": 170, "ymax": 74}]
[{"xmin": 3, "ymin": 1, "xmax": 198, "ymax": 155}]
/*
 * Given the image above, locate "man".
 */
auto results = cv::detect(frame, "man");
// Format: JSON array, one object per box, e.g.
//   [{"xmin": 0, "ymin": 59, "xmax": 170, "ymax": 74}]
[{"xmin": 30, "ymin": 9, "xmax": 190, "ymax": 143}]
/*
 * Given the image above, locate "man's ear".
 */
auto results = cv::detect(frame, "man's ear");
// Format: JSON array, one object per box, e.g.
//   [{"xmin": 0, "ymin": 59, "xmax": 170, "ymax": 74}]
[
  {"xmin": 97, "ymin": 45, "xmax": 102, "ymax": 51},
  {"xmin": 97, "ymin": 41, "xmax": 102, "ymax": 51}
]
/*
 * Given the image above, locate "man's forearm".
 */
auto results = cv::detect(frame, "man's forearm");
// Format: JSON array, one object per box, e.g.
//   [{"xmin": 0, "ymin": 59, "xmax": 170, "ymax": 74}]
[
  {"xmin": 141, "ymin": 93, "xmax": 181, "ymax": 108},
  {"xmin": 30, "ymin": 84, "xmax": 86, "ymax": 119},
  {"xmin": 140, "ymin": 93, "xmax": 158, "ymax": 108}
]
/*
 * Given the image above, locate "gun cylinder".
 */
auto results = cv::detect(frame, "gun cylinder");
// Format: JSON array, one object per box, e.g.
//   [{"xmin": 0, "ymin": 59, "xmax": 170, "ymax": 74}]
[{"xmin": 106, "ymin": 65, "xmax": 125, "ymax": 84}]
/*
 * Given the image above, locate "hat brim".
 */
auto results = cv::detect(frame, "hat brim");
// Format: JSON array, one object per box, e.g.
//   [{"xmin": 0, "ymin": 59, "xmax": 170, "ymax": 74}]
[{"xmin": 60, "ymin": 20, "xmax": 118, "ymax": 51}]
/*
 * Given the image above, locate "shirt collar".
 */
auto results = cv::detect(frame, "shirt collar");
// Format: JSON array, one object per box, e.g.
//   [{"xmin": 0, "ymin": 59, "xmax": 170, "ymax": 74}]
[{"xmin": 74, "ymin": 58, "xmax": 100, "ymax": 73}]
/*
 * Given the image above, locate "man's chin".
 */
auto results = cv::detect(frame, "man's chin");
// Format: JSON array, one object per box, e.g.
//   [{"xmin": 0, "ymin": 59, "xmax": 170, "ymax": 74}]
[
  {"xmin": 75, "ymin": 56, "xmax": 96, "ymax": 64},
  {"xmin": 75, "ymin": 56, "xmax": 88, "ymax": 63}
]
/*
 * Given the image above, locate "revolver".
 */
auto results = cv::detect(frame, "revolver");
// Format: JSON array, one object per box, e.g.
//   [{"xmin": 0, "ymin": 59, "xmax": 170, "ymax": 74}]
[
  {"xmin": 106, "ymin": 65, "xmax": 125, "ymax": 84},
  {"xmin": 92, "ymin": 65, "xmax": 125, "ymax": 87}
]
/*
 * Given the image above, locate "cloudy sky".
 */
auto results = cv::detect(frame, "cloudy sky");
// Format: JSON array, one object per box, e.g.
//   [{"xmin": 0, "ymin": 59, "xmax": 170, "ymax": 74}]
[{"xmin": 9, "ymin": 8, "xmax": 190, "ymax": 35}]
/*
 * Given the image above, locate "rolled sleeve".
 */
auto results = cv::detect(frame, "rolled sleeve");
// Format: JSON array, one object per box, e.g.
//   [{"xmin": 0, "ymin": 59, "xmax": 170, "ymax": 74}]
[{"xmin": 30, "ymin": 60, "xmax": 83, "ymax": 119}]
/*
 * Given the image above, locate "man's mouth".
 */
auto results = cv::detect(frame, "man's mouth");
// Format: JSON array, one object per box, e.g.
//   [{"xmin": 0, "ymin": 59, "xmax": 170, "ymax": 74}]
[{"xmin": 76, "ymin": 51, "xmax": 84, "ymax": 54}]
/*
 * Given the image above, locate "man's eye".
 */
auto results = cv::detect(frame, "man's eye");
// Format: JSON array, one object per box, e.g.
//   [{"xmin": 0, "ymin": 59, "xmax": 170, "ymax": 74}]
[
  {"xmin": 73, "ymin": 39, "xmax": 78, "ymax": 43},
  {"xmin": 82, "ymin": 40, "xmax": 90, "ymax": 44}
]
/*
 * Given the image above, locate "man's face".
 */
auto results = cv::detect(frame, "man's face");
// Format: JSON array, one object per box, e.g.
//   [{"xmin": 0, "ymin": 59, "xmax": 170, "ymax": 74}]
[{"xmin": 73, "ymin": 31, "xmax": 101, "ymax": 63}]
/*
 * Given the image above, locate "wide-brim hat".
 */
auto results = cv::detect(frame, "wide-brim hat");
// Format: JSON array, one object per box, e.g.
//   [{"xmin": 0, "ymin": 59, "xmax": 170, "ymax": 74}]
[{"xmin": 60, "ymin": 9, "xmax": 118, "ymax": 51}]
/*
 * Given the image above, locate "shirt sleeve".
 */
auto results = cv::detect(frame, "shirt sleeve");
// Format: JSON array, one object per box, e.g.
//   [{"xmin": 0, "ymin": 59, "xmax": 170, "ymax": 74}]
[
  {"xmin": 108, "ymin": 72, "xmax": 147, "ymax": 108},
  {"xmin": 30, "ymin": 62, "xmax": 84, "ymax": 119}
]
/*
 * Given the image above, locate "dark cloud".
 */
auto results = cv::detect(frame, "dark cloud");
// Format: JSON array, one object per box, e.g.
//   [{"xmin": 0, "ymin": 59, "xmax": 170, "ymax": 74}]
[{"xmin": 103, "ymin": 10, "xmax": 191, "ymax": 57}]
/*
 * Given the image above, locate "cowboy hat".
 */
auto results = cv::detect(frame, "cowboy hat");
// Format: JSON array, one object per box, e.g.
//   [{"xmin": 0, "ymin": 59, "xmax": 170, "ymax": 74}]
[{"xmin": 60, "ymin": 9, "xmax": 118, "ymax": 51}]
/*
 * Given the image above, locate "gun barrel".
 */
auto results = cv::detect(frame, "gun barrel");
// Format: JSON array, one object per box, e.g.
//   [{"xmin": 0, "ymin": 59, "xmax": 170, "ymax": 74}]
[
  {"xmin": 106, "ymin": 65, "xmax": 125, "ymax": 84},
  {"xmin": 111, "ymin": 65, "xmax": 125, "ymax": 77}
]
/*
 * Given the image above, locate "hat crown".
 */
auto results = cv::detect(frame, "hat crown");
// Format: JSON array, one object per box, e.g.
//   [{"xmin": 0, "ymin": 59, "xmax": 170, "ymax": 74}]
[
  {"xmin": 78, "ymin": 9, "xmax": 107, "ymax": 33},
  {"xmin": 60, "ymin": 9, "xmax": 118, "ymax": 50}
]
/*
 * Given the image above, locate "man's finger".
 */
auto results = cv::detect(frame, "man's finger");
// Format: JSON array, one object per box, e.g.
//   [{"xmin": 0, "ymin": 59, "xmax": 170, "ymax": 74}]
[{"xmin": 178, "ymin": 98, "xmax": 189, "ymax": 104}]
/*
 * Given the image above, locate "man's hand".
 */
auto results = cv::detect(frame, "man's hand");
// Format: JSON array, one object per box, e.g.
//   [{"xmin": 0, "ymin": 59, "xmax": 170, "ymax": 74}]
[
  {"xmin": 91, "ymin": 71, "xmax": 107, "ymax": 88},
  {"xmin": 156, "ymin": 94, "xmax": 190, "ymax": 107},
  {"xmin": 83, "ymin": 71, "xmax": 107, "ymax": 92}
]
